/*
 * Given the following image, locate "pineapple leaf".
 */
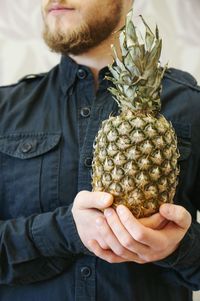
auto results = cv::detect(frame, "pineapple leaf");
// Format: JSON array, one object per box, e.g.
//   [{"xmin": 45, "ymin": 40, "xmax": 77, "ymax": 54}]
[
  {"xmin": 139, "ymin": 15, "xmax": 155, "ymax": 52},
  {"xmin": 111, "ymin": 44, "xmax": 127, "ymax": 73},
  {"xmin": 108, "ymin": 9, "xmax": 166, "ymax": 112},
  {"xmin": 119, "ymin": 31, "xmax": 128, "ymax": 57}
]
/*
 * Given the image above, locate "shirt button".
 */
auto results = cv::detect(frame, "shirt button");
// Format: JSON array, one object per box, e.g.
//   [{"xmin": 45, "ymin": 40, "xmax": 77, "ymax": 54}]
[
  {"xmin": 84, "ymin": 157, "xmax": 93, "ymax": 168},
  {"xmin": 80, "ymin": 107, "xmax": 91, "ymax": 118},
  {"xmin": 20, "ymin": 142, "xmax": 32, "ymax": 153},
  {"xmin": 77, "ymin": 68, "xmax": 87, "ymax": 79},
  {"xmin": 80, "ymin": 266, "xmax": 91, "ymax": 279}
]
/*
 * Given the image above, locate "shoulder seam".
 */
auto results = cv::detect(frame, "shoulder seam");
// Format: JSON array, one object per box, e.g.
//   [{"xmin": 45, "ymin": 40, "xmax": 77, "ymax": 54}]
[
  {"xmin": 0, "ymin": 73, "xmax": 47, "ymax": 89},
  {"xmin": 164, "ymin": 73, "xmax": 200, "ymax": 92},
  {"xmin": 18, "ymin": 72, "xmax": 47, "ymax": 83}
]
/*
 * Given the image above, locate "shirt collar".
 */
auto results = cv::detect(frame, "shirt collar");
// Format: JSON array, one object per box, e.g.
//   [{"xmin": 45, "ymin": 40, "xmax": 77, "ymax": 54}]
[
  {"xmin": 59, "ymin": 55, "xmax": 111, "ymax": 95},
  {"xmin": 59, "ymin": 55, "xmax": 79, "ymax": 95}
]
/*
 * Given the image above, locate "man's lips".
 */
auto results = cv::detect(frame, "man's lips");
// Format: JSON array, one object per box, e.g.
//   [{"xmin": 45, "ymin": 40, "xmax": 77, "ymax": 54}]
[{"xmin": 48, "ymin": 6, "xmax": 75, "ymax": 13}]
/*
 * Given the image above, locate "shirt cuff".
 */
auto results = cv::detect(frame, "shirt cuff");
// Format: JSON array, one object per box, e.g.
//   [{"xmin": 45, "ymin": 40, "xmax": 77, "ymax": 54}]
[{"xmin": 31, "ymin": 204, "xmax": 92, "ymax": 258}]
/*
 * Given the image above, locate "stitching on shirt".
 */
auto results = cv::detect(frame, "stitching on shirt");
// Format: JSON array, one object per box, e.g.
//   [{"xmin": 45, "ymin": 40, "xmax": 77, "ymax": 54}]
[{"xmin": 164, "ymin": 73, "xmax": 200, "ymax": 92}]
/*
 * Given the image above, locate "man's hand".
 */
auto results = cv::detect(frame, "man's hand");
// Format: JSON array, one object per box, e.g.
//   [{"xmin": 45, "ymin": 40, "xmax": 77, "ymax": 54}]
[
  {"xmin": 88, "ymin": 203, "xmax": 192, "ymax": 264},
  {"xmin": 72, "ymin": 191, "xmax": 157, "ymax": 263},
  {"xmin": 71, "ymin": 191, "xmax": 113, "ymax": 251}
]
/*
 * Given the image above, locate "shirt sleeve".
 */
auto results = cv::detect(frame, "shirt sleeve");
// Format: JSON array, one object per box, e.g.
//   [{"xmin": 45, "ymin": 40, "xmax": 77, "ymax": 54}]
[
  {"xmin": 155, "ymin": 220, "xmax": 200, "ymax": 291},
  {"xmin": 156, "ymin": 86, "xmax": 200, "ymax": 291},
  {"xmin": 0, "ymin": 204, "xmax": 91, "ymax": 285}
]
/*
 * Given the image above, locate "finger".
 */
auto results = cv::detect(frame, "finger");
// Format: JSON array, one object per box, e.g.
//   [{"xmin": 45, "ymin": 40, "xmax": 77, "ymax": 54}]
[
  {"xmin": 98, "ymin": 239, "xmax": 110, "ymax": 250},
  {"xmin": 104, "ymin": 208, "xmax": 149, "ymax": 254},
  {"xmin": 75, "ymin": 190, "xmax": 113, "ymax": 210},
  {"xmin": 159, "ymin": 204, "xmax": 192, "ymax": 229},
  {"xmin": 139, "ymin": 213, "xmax": 168, "ymax": 230},
  {"xmin": 88, "ymin": 240, "xmax": 146, "ymax": 264},
  {"xmin": 117, "ymin": 205, "xmax": 167, "ymax": 248},
  {"xmin": 96, "ymin": 215, "xmax": 141, "ymax": 261},
  {"xmin": 88, "ymin": 239, "xmax": 127, "ymax": 263}
]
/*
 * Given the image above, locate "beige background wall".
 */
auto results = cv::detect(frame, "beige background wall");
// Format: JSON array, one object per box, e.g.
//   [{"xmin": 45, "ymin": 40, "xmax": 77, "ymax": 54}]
[
  {"xmin": 0, "ymin": 0, "xmax": 200, "ymax": 85},
  {"xmin": 0, "ymin": 0, "xmax": 199, "ymax": 298}
]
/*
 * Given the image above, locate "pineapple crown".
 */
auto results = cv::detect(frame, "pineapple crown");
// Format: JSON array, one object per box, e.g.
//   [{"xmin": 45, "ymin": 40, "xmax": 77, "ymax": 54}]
[{"xmin": 106, "ymin": 10, "xmax": 167, "ymax": 113}]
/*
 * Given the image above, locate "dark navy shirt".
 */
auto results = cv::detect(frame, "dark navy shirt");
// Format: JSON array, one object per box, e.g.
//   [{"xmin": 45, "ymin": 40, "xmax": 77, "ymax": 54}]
[{"xmin": 0, "ymin": 56, "xmax": 200, "ymax": 300}]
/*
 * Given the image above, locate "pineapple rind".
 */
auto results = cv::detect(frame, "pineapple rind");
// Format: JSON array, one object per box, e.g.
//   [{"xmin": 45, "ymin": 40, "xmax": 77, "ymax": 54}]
[{"xmin": 92, "ymin": 112, "xmax": 179, "ymax": 218}]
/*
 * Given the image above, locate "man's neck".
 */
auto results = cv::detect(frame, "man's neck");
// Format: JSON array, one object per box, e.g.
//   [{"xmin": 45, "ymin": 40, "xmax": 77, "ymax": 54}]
[{"xmin": 69, "ymin": 34, "xmax": 119, "ymax": 90}]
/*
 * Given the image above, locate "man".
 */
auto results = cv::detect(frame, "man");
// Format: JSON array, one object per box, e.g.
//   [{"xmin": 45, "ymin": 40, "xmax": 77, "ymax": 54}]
[{"xmin": 0, "ymin": 0, "xmax": 200, "ymax": 300}]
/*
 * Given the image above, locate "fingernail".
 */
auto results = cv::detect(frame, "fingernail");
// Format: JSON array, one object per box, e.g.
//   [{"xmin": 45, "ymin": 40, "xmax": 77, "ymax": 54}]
[
  {"xmin": 100, "ymin": 194, "xmax": 110, "ymax": 205},
  {"xmin": 104, "ymin": 208, "xmax": 113, "ymax": 217},
  {"xmin": 160, "ymin": 203, "xmax": 171, "ymax": 215},
  {"xmin": 117, "ymin": 205, "xmax": 125, "ymax": 215}
]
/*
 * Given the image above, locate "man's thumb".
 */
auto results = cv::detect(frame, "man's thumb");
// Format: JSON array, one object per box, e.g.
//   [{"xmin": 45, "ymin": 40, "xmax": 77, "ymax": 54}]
[
  {"xmin": 75, "ymin": 191, "xmax": 113, "ymax": 210},
  {"xmin": 159, "ymin": 203, "xmax": 191, "ymax": 229}
]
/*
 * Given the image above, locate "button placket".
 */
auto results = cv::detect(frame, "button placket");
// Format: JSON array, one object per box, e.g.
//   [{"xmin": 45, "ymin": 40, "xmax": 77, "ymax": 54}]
[
  {"xmin": 77, "ymin": 68, "xmax": 87, "ymax": 80},
  {"xmin": 75, "ymin": 258, "xmax": 96, "ymax": 301},
  {"xmin": 80, "ymin": 107, "xmax": 91, "ymax": 118},
  {"xmin": 84, "ymin": 157, "xmax": 92, "ymax": 168},
  {"xmin": 80, "ymin": 266, "xmax": 92, "ymax": 279}
]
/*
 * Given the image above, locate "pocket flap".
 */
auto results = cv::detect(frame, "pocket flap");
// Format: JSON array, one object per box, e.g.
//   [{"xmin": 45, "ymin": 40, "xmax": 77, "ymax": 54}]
[{"xmin": 0, "ymin": 132, "xmax": 61, "ymax": 159}]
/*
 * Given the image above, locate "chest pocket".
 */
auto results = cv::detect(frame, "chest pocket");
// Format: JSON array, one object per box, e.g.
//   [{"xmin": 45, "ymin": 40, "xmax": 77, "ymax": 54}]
[{"xmin": 0, "ymin": 132, "xmax": 61, "ymax": 219}]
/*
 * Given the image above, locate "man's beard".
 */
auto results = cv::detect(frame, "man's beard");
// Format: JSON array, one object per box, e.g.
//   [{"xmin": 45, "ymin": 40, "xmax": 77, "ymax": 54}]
[{"xmin": 42, "ymin": 2, "xmax": 123, "ymax": 55}]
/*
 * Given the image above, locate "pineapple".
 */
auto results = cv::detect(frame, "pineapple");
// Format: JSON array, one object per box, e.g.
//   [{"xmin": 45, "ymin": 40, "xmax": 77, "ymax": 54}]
[{"xmin": 92, "ymin": 10, "xmax": 179, "ymax": 218}]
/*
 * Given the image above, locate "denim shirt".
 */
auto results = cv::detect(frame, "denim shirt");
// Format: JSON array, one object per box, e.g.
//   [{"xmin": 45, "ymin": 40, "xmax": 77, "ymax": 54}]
[{"xmin": 0, "ymin": 56, "xmax": 200, "ymax": 301}]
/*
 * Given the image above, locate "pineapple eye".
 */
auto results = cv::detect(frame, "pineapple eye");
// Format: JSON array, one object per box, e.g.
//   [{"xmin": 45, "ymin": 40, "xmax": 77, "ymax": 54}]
[
  {"xmin": 171, "ymin": 156, "xmax": 178, "ymax": 168},
  {"xmin": 139, "ymin": 140, "xmax": 153, "ymax": 154},
  {"xmin": 104, "ymin": 158, "xmax": 114, "ymax": 171},
  {"xmin": 145, "ymin": 124, "xmax": 157, "ymax": 138},
  {"xmin": 156, "ymin": 120, "xmax": 167, "ymax": 134},
  {"xmin": 153, "ymin": 136, "xmax": 165, "ymax": 148},
  {"xmin": 124, "ymin": 110, "xmax": 134, "ymax": 119},
  {"xmin": 98, "ymin": 148, "xmax": 107, "ymax": 162},
  {"xmin": 168, "ymin": 171, "xmax": 178, "ymax": 185},
  {"xmin": 121, "ymin": 177, "xmax": 135, "ymax": 192},
  {"xmin": 144, "ymin": 185, "xmax": 158, "ymax": 200},
  {"xmin": 129, "ymin": 189, "xmax": 144, "ymax": 205},
  {"xmin": 97, "ymin": 135, "xmax": 107, "ymax": 148},
  {"xmin": 113, "ymin": 153, "xmax": 126, "ymax": 166},
  {"xmin": 109, "ymin": 183, "xmax": 123, "ymax": 195},
  {"xmin": 143, "ymin": 115, "xmax": 155, "ymax": 124},
  {"xmin": 149, "ymin": 167, "xmax": 161, "ymax": 181},
  {"xmin": 107, "ymin": 129, "xmax": 118, "ymax": 142},
  {"xmin": 124, "ymin": 161, "xmax": 137, "ymax": 176},
  {"xmin": 107, "ymin": 142, "xmax": 118, "ymax": 156},
  {"xmin": 130, "ymin": 129, "xmax": 145, "ymax": 143},
  {"xmin": 102, "ymin": 173, "xmax": 112, "ymax": 186},
  {"xmin": 151, "ymin": 150, "xmax": 163, "ymax": 165},
  {"xmin": 138, "ymin": 157, "xmax": 151, "ymax": 171},
  {"xmin": 102, "ymin": 122, "xmax": 112, "ymax": 133},
  {"xmin": 163, "ymin": 146, "xmax": 172, "ymax": 159},
  {"xmin": 130, "ymin": 117, "xmax": 145, "ymax": 128},
  {"xmin": 112, "ymin": 116, "xmax": 122, "ymax": 127},
  {"xmin": 116, "ymin": 136, "xmax": 131, "ymax": 150},
  {"xmin": 160, "ymin": 192, "xmax": 169, "ymax": 203},
  {"xmin": 164, "ymin": 131, "xmax": 173, "ymax": 144},
  {"xmin": 94, "ymin": 180, "xmax": 104, "ymax": 191},
  {"xmin": 158, "ymin": 176, "xmax": 168, "ymax": 192},
  {"xmin": 127, "ymin": 146, "xmax": 140, "ymax": 160},
  {"xmin": 161, "ymin": 161, "xmax": 172, "ymax": 175},
  {"xmin": 118, "ymin": 121, "xmax": 132, "ymax": 135},
  {"xmin": 112, "ymin": 167, "xmax": 124, "ymax": 181},
  {"xmin": 135, "ymin": 172, "xmax": 149, "ymax": 187}
]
